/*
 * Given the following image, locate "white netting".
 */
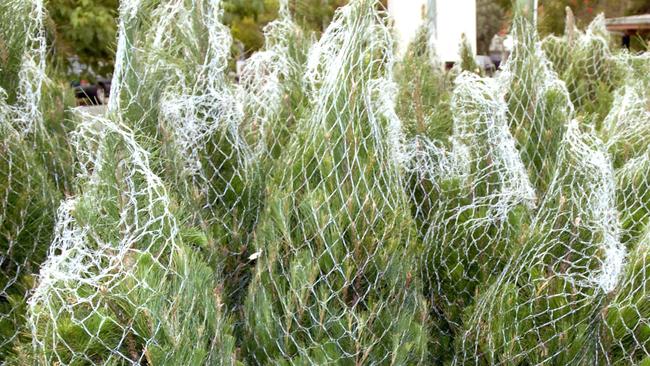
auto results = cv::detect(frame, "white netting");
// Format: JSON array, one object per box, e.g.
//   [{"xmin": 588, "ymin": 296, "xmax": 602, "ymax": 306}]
[
  {"xmin": 2, "ymin": 1, "xmax": 650, "ymax": 364},
  {"xmin": 0, "ymin": 0, "xmax": 46, "ymax": 135},
  {"xmin": 502, "ymin": 16, "xmax": 574, "ymax": 194},
  {"xmin": 27, "ymin": 114, "xmax": 237, "ymax": 365},
  {"xmin": 243, "ymin": 1, "xmax": 428, "ymax": 363},
  {"xmin": 0, "ymin": 0, "xmax": 64, "ymax": 359},
  {"xmin": 456, "ymin": 120, "xmax": 631, "ymax": 364}
]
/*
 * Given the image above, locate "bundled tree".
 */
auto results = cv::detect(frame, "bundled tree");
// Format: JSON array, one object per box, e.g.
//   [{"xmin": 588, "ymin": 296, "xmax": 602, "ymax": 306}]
[
  {"xmin": 601, "ymin": 80, "xmax": 650, "ymax": 247},
  {"xmin": 458, "ymin": 120, "xmax": 628, "ymax": 365},
  {"xmin": 601, "ymin": 224, "xmax": 650, "ymax": 365},
  {"xmin": 0, "ymin": 0, "xmax": 72, "ymax": 358},
  {"xmin": 0, "ymin": 105, "xmax": 60, "ymax": 360},
  {"xmin": 404, "ymin": 72, "xmax": 536, "ymax": 364},
  {"xmin": 504, "ymin": 16, "xmax": 573, "ymax": 195},
  {"xmin": 239, "ymin": 0, "xmax": 311, "ymax": 166},
  {"xmin": 541, "ymin": 11, "xmax": 625, "ymax": 127},
  {"xmin": 22, "ymin": 116, "xmax": 239, "ymax": 365},
  {"xmin": 243, "ymin": 1, "xmax": 429, "ymax": 364},
  {"xmin": 106, "ymin": 0, "xmax": 266, "ymax": 308}
]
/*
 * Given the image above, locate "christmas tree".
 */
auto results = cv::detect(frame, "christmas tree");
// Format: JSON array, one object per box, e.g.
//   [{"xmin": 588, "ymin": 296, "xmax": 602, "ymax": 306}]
[
  {"xmin": 242, "ymin": 1, "xmax": 428, "ymax": 363},
  {"xmin": 23, "ymin": 116, "xmax": 239, "ymax": 365},
  {"xmin": 504, "ymin": 16, "xmax": 573, "ymax": 194},
  {"xmin": 0, "ymin": 0, "xmax": 68, "ymax": 359},
  {"xmin": 541, "ymin": 11, "xmax": 625, "ymax": 127},
  {"xmin": 458, "ymin": 120, "xmax": 626, "ymax": 364}
]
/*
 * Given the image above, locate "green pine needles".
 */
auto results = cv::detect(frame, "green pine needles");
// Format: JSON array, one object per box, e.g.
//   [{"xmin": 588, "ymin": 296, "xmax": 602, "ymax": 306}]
[{"xmin": 2, "ymin": 0, "xmax": 650, "ymax": 364}]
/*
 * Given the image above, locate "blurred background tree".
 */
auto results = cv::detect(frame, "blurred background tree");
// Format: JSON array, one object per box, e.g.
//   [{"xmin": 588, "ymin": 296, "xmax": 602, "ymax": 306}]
[
  {"xmin": 46, "ymin": 0, "xmax": 119, "ymax": 77},
  {"xmin": 41, "ymin": 0, "xmax": 650, "ymax": 78},
  {"xmin": 538, "ymin": 0, "xmax": 650, "ymax": 36},
  {"xmin": 477, "ymin": 0, "xmax": 508, "ymax": 54},
  {"xmin": 223, "ymin": 0, "xmax": 347, "ymax": 58},
  {"xmin": 44, "ymin": 0, "xmax": 349, "ymax": 77}
]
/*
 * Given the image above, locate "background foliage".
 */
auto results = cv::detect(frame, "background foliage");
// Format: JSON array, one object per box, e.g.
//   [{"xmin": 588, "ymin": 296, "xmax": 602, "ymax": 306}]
[{"xmin": 43, "ymin": 0, "xmax": 650, "ymax": 78}]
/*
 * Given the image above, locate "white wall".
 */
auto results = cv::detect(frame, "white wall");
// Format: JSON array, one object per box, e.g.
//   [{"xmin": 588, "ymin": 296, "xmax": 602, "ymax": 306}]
[
  {"xmin": 388, "ymin": 0, "xmax": 477, "ymax": 62},
  {"xmin": 387, "ymin": 0, "xmax": 428, "ymax": 56}
]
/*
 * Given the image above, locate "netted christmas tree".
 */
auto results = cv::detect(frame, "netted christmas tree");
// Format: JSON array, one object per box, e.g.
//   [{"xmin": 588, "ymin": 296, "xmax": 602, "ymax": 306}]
[
  {"xmin": 104, "ymin": 0, "xmax": 271, "ymax": 308},
  {"xmin": 0, "ymin": 103, "xmax": 60, "ymax": 361},
  {"xmin": 394, "ymin": 25, "xmax": 453, "ymax": 142},
  {"xmin": 239, "ymin": 1, "xmax": 311, "ymax": 165},
  {"xmin": 0, "ymin": 0, "xmax": 70, "ymax": 359},
  {"xmin": 541, "ymin": 10, "xmax": 625, "ymax": 126},
  {"xmin": 503, "ymin": 16, "xmax": 573, "ymax": 194},
  {"xmin": 242, "ymin": 1, "xmax": 429, "ymax": 364},
  {"xmin": 21, "ymin": 115, "xmax": 239, "ymax": 365},
  {"xmin": 456, "ymin": 119, "xmax": 642, "ymax": 365},
  {"xmin": 403, "ymin": 71, "xmax": 536, "ymax": 364}
]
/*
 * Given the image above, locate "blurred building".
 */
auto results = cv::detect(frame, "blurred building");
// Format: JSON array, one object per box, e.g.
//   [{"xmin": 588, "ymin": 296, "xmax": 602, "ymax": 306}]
[
  {"xmin": 605, "ymin": 14, "xmax": 650, "ymax": 49},
  {"xmin": 387, "ymin": 0, "xmax": 477, "ymax": 63}
]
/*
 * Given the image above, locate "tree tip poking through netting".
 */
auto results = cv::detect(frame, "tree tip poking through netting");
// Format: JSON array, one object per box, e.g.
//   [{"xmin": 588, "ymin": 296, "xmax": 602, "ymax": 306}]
[
  {"xmin": 394, "ymin": 24, "xmax": 454, "ymax": 142},
  {"xmin": 242, "ymin": 0, "xmax": 429, "ymax": 364},
  {"xmin": 27, "ymin": 113, "xmax": 238, "ymax": 365},
  {"xmin": 238, "ymin": 0, "xmax": 309, "ymax": 160}
]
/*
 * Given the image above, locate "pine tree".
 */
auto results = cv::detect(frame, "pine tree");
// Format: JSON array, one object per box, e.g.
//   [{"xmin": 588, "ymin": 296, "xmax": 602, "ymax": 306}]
[
  {"xmin": 394, "ymin": 25, "xmax": 453, "ymax": 142},
  {"xmin": 24, "ymin": 117, "xmax": 240, "ymax": 365},
  {"xmin": 404, "ymin": 72, "xmax": 535, "ymax": 364},
  {"xmin": 106, "ymin": 0, "xmax": 266, "ymax": 308},
  {"xmin": 504, "ymin": 16, "xmax": 573, "ymax": 195},
  {"xmin": 242, "ymin": 1, "xmax": 429, "ymax": 364},
  {"xmin": 541, "ymin": 12, "xmax": 625, "ymax": 127},
  {"xmin": 0, "ymin": 0, "xmax": 67, "ymax": 359},
  {"xmin": 0, "ymin": 119, "xmax": 59, "ymax": 360},
  {"xmin": 602, "ymin": 225, "xmax": 650, "ymax": 365},
  {"xmin": 458, "ymin": 34, "xmax": 481, "ymax": 76},
  {"xmin": 458, "ymin": 121, "xmax": 626, "ymax": 364},
  {"xmin": 240, "ymin": 1, "xmax": 311, "ymax": 164}
]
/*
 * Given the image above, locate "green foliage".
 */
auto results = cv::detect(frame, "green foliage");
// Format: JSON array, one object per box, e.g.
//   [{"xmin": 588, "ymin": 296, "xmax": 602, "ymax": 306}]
[
  {"xmin": 46, "ymin": 0, "xmax": 119, "ymax": 77},
  {"xmin": 394, "ymin": 26, "xmax": 453, "ymax": 141},
  {"xmin": 0, "ymin": 127, "xmax": 59, "ymax": 359},
  {"xmin": 27, "ymin": 122, "xmax": 240, "ymax": 365},
  {"xmin": 459, "ymin": 122, "xmax": 620, "ymax": 364},
  {"xmin": 506, "ymin": 17, "xmax": 572, "ymax": 194},
  {"xmin": 243, "ymin": 1, "xmax": 428, "ymax": 363}
]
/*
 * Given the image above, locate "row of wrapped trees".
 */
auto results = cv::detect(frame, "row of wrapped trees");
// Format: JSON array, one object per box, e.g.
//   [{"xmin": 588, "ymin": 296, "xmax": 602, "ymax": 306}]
[{"xmin": 1, "ymin": 0, "xmax": 649, "ymax": 364}]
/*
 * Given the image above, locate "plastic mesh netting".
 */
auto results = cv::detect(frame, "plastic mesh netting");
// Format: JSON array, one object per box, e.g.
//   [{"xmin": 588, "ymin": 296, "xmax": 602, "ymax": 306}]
[
  {"xmin": 243, "ymin": 1, "xmax": 428, "ymax": 363},
  {"xmin": 1, "ymin": 0, "xmax": 650, "ymax": 364}
]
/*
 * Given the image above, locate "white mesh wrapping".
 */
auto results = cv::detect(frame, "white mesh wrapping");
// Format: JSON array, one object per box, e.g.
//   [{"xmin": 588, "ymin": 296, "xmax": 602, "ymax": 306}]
[
  {"xmin": 457, "ymin": 120, "xmax": 627, "ymax": 365},
  {"xmin": 0, "ymin": 0, "xmax": 61, "ymax": 359},
  {"xmin": 242, "ymin": 1, "xmax": 429, "ymax": 364},
  {"xmin": 28, "ymin": 115, "xmax": 237, "ymax": 365},
  {"xmin": 1, "ymin": 1, "xmax": 649, "ymax": 364}
]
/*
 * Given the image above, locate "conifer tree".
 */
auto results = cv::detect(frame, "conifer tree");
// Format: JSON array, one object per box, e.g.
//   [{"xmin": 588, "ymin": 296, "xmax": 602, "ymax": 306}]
[
  {"xmin": 243, "ymin": 1, "xmax": 429, "ymax": 364},
  {"xmin": 0, "ymin": 0, "xmax": 67, "ymax": 358},
  {"xmin": 458, "ymin": 121, "xmax": 626, "ymax": 364},
  {"xmin": 405, "ymin": 72, "xmax": 535, "ymax": 364},
  {"xmin": 541, "ymin": 12, "xmax": 624, "ymax": 127},
  {"xmin": 24, "ymin": 116, "xmax": 239, "ymax": 365},
  {"xmin": 504, "ymin": 17, "xmax": 573, "ymax": 195}
]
